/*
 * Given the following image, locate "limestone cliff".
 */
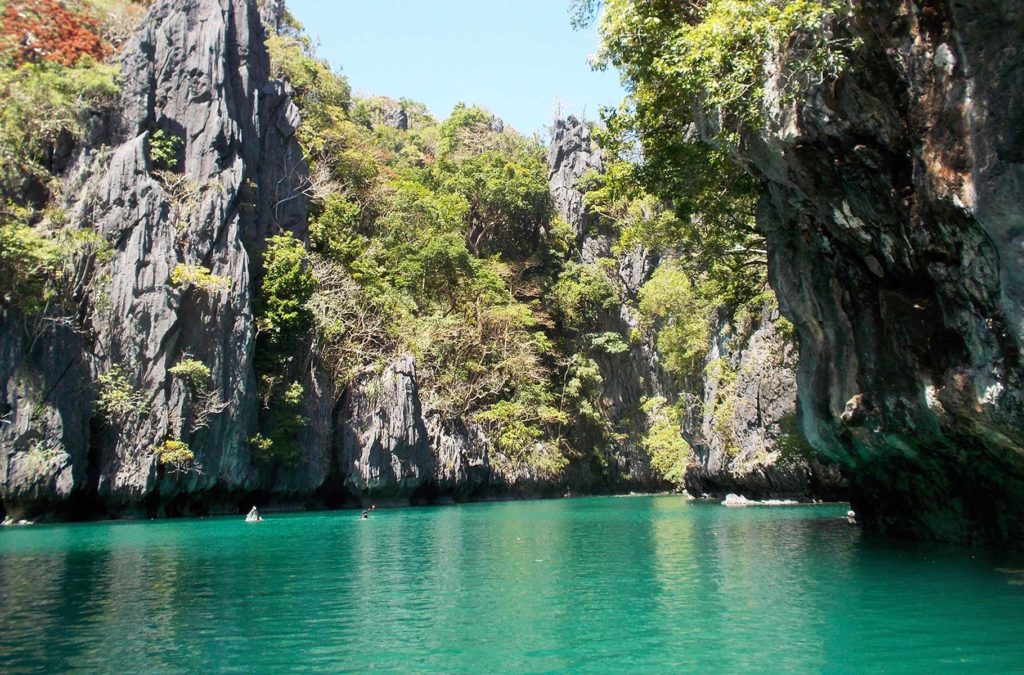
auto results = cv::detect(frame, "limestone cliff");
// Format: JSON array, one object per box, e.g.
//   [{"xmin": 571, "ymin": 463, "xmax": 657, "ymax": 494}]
[
  {"xmin": 744, "ymin": 0, "xmax": 1024, "ymax": 543},
  {"xmin": 546, "ymin": 117, "xmax": 842, "ymax": 499},
  {"xmin": 1, "ymin": 0, "xmax": 308, "ymax": 517},
  {"xmin": 683, "ymin": 306, "xmax": 844, "ymax": 499},
  {"xmin": 548, "ymin": 117, "xmax": 667, "ymax": 488}
]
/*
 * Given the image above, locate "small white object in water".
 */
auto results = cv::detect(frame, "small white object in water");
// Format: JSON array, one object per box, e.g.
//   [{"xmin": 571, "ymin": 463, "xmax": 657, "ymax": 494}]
[{"xmin": 722, "ymin": 494, "xmax": 799, "ymax": 507}]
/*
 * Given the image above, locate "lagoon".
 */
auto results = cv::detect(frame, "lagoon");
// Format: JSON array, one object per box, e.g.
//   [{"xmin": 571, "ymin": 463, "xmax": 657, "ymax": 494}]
[{"xmin": 1, "ymin": 496, "xmax": 1022, "ymax": 672}]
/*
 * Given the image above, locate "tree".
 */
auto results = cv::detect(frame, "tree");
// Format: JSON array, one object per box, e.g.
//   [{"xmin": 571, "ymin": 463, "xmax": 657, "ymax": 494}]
[
  {"xmin": 579, "ymin": 0, "xmax": 852, "ymax": 307},
  {"xmin": 257, "ymin": 232, "xmax": 315, "ymax": 340},
  {"xmin": 1, "ymin": 0, "xmax": 109, "ymax": 67}
]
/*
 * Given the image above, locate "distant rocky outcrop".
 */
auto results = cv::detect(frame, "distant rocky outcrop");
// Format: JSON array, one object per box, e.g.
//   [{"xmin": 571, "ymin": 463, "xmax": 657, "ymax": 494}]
[
  {"xmin": 546, "ymin": 116, "xmax": 844, "ymax": 500},
  {"xmin": 547, "ymin": 117, "xmax": 667, "ymax": 489},
  {"xmin": 548, "ymin": 117, "xmax": 603, "ymax": 243},
  {"xmin": 684, "ymin": 306, "xmax": 845, "ymax": 500},
  {"xmin": 738, "ymin": 1, "xmax": 1024, "ymax": 544}
]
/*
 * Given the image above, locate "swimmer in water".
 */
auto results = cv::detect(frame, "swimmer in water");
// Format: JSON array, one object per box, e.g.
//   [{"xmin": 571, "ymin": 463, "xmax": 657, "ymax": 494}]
[
  {"xmin": 361, "ymin": 510, "xmax": 369, "ymax": 520},
  {"xmin": 847, "ymin": 510, "xmax": 857, "ymax": 526}
]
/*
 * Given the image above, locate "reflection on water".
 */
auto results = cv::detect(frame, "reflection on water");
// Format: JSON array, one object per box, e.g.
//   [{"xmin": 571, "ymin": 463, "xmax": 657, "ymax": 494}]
[{"xmin": 1, "ymin": 497, "xmax": 1022, "ymax": 671}]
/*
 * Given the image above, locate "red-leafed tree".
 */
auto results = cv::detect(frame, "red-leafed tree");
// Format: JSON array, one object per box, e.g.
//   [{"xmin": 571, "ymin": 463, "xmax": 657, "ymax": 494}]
[{"xmin": 1, "ymin": 0, "xmax": 109, "ymax": 67}]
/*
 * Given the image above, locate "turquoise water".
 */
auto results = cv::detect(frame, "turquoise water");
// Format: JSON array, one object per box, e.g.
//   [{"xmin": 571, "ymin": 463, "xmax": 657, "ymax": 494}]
[{"xmin": 1, "ymin": 496, "xmax": 1023, "ymax": 672}]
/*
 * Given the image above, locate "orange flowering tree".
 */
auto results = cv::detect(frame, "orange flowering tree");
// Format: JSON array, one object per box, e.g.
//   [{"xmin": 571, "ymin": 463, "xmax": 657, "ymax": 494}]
[{"xmin": 1, "ymin": 0, "xmax": 109, "ymax": 66}]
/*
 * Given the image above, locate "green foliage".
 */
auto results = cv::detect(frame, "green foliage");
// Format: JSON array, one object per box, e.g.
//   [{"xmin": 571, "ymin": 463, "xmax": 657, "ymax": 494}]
[
  {"xmin": 560, "ymin": 354, "xmax": 607, "ymax": 430},
  {"xmin": 266, "ymin": 33, "xmax": 351, "ymax": 121},
  {"xmin": 776, "ymin": 315, "xmax": 797, "ymax": 343},
  {"xmin": 96, "ymin": 366, "xmax": 149, "ymax": 421},
  {"xmin": 596, "ymin": 0, "xmax": 850, "ymax": 138},
  {"xmin": 252, "ymin": 235, "xmax": 315, "ymax": 463},
  {"xmin": 585, "ymin": 0, "xmax": 854, "ymax": 313},
  {"xmin": 168, "ymin": 358, "xmax": 210, "ymax": 388},
  {"xmin": 436, "ymin": 103, "xmax": 495, "ymax": 162},
  {"xmin": 0, "ymin": 206, "xmax": 61, "ymax": 312},
  {"xmin": 170, "ymin": 264, "xmax": 231, "ymax": 293},
  {"xmin": 257, "ymin": 233, "xmax": 314, "ymax": 339},
  {"xmin": 549, "ymin": 260, "xmax": 619, "ymax": 332},
  {"xmin": 588, "ymin": 331, "xmax": 629, "ymax": 355},
  {"xmin": 1, "ymin": 205, "xmax": 111, "ymax": 317},
  {"xmin": 263, "ymin": 409, "xmax": 307, "ymax": 464},
  {"xmin": 642, "ymin": 396, "xmax": 691, "ymax": 484},
  {"xmin": 705, "ymin": 357, "xmax": 741, "ymax": 457},
  {"xmin": 265, "ymin": 22, "xmax": 710, "ymax": 482},
  {"xmin": 638, "ymin": 262, "xmax": 714, "ymax": 376},
  {"xmin": 0, "ymin": 58, "xmax": 119, "ymax": 200},
  {"xmin": 152, "ymin": 439, "xmax": 198, "ymax": 474},
  {"xmin": 430, "ymin": 104, "xmax": 552, "ymax": 258},
  {"xmin": 254, "ymin": 376, "xmax": 307, "ymax": 466},
  {"xmin": 148, "ymin": 129, "xmax": 182, "ymax": 172},
  {"xmin": 249, "ymin": 433, "xmax": 274, "ymax": 453},
  {"xmin": 308, "ymin": 193, "xmax": 361, "ymax": 259},
  {"xmin": 282, "ymin": 381, "xmax": 304, "ymax": 406}
]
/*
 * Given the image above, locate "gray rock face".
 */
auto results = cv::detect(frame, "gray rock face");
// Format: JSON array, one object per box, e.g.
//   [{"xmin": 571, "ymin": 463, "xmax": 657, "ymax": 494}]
[
  {"xmin": 547, "ymin": 116, "xmax": 603, "ymax": 241},
  {"xmin": 742, "ymin": 0, "xmax": 1024, "ymax": 543},
  {"xmin": 0, "ymin": 0, "xmax": 308, "ymax": 517},
  {"xmin": 684, "ymin": 308, "xmax": 845, "ymax": 499},
  {"xmin": 546, "ymin": 117, "xmax": 668, "ymax": 490},
  {"xmin": 546, "ymin": 117, "xmax": 840, "ymax": 499},
  {"xmin": 88, "ymin": 0, "xmax": 307, "ymax": 510},
  {"xmin": 429, "ymin": 417, "xmax": 492, "ymax": 496},
  {"xmin": 427, "ymin": 417, "xmax": 555, "ymax": 498},
  {"xmin": 336, "ymin": 356, "xmax": 433, "ymax": 501},
  {"xmin": 0, "ymin": 315, "xmax": 92, "ymax": 517},
  {"xmin": 258, "ymin": 0, "xmax": 286, "ymax": 34}
]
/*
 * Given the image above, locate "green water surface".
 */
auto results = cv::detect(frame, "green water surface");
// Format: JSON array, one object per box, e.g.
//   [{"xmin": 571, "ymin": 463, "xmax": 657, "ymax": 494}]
[{"xmin": 1, "ymin": 496, "xmax": 1022, "ymax": 672}]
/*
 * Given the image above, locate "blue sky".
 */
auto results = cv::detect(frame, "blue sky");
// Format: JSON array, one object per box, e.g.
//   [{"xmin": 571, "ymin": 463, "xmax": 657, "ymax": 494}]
[{"xmin": 286, "ymin": 0, "xmax": 623, "ymax": 137}]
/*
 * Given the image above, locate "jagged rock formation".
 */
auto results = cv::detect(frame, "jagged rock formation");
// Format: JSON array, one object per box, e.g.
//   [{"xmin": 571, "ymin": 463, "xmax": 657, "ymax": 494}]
[
  {"xmin": 1, "ymin": 0, "xmax": 308, "ymax": 517},
  {"xmin": 258, "ymin": 0, "xmax": 286, "ymax": 33},
  {"xmin": 548, "ymin": 117, "xmax": 843, "ymax": 499},
  {"xmin": 548, "ymin": 117, "xmax": 604, "ymax": 244},
  {"xmin": 745, "ymin": 1, "xmax": 1024, "ymax": 543},
  {"xmin": 547, "ymin": 117, "xmax": 667, "ymax": 488},
  {"xmin": 336, "ymin": 356, "xmax": 432, "ymax": 501},
  {"xmin": 684, "ymin": 307, "xmax": 845, "ymax": 499}
]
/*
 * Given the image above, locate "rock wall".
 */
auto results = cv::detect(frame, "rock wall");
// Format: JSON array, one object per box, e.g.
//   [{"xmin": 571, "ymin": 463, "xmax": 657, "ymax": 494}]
[
  {"xmin": 0, "ymin": 0, "xmax": 308, "ymax": 518},
  {"xmin": 744, "ymin": 0, "xmax": 1024, "ymax": 543},
  {"xmin": 335, "ymin": 356, "xmax": 432, "ymax": 502},
  {"xmin": 545, "ymin": 117, "xmax": 842, "ymax": 498},
  {"xmin": 547, "ymin": 117, "xmax": 668, "ymax": 488},
  {"xmin": 683, "ymin": 307, "xmax": 845, "ymax": 499}
]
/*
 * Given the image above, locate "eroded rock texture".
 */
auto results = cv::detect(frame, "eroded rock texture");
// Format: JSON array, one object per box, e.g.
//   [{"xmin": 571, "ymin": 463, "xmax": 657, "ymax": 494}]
[
  {"xmin": 683, "ymin": 307, "xmax": 845, "ymax": 499},
  {"xmin": 0, "ymin": 0, "xmax": 308, "ymax": 517},
  {"xmin": 548, "ymin": 118, "xmax": 841, "ymax": 499},
  {"xmin": 749, "ymin": 0, "xmax": 1024, "ymax": 543},
  {"xmin": 336, "ymin": 356, "xmax": 432, "ymax": 502},
  {"xmin": 548, "ymin": 117, "xmax": 670, "ymax": 489}
]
